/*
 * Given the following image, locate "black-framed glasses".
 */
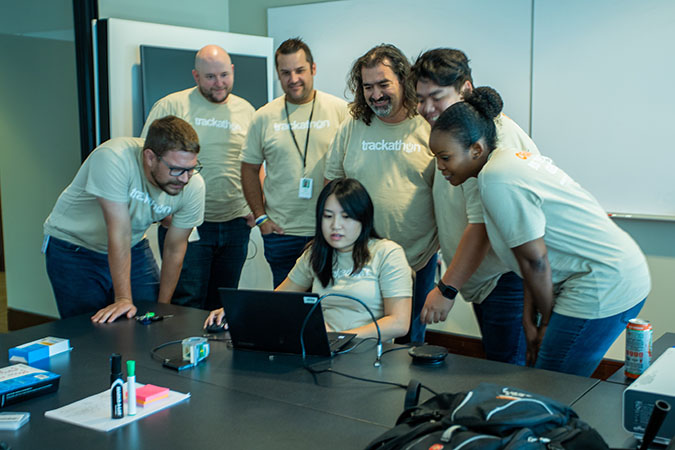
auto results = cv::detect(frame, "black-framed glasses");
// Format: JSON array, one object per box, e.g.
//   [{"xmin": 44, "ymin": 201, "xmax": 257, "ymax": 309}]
[{"xmin": 157, "ymin": 155, "xmax": 203, "ymax": 177}]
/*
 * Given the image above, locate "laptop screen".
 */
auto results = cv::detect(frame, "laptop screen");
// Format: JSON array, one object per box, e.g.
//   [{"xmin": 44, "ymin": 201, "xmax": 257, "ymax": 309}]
[{"xmin": 218, "ymin": 288, "xmax": 335, "ymax": 356}]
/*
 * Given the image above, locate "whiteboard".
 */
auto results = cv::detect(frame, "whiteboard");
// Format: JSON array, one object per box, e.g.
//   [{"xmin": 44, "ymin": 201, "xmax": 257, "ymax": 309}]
[
  {"xmin": 270, "ymin": 0, "xmax": 675, "ymax": 218},
  {"xmin": 268, "ymin": 0, "xmax": 533, "ymax": 134},
  {"xmin": 531, "ymin": 0, "xmax": 675, "ymax": 217}
]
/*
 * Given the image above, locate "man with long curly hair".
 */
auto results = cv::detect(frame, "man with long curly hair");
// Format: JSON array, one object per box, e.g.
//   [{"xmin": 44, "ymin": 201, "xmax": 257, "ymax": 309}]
[{"xmin": 325, "ymin": 44, "xmax": 437, "ymax": 343}]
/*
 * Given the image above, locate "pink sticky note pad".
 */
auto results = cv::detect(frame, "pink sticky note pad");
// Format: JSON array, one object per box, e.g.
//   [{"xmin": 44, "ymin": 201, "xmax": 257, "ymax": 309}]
[{"xmin": 135, "ymin": 384, "xmax": 169, "ymax": 405}]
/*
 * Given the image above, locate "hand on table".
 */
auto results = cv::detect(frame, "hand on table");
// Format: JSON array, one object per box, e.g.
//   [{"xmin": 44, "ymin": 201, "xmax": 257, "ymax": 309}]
[{"xmin": 91, "ymin": 299, "xmax": 137, "ymax": 323}]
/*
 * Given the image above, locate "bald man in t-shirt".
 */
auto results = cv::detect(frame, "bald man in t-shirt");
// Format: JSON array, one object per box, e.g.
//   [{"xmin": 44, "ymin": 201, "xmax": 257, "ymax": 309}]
[{"xmin": 142, "ymin": 45, "xmax": 255, "ymax": 311}]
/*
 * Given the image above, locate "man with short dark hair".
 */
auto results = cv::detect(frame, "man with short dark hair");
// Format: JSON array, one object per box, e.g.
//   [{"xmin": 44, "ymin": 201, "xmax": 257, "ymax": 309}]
[
  {"xmin": 325, "ymin": 44, "xmax": 438, "ymax": 343},
  {"xmin": 241, "ymin": 38, "xmax": 348, "ymax": 287},
  {"xmin": 413, "ymin": 48, "xmax": 539, "ymax": 365},
  {"xmin": 44, "ymin": 116, "xmax": 205, "ymax": 322},
  {"xmin": 141, "ymin": 45, "xmax": 255, "ymax": 311}
]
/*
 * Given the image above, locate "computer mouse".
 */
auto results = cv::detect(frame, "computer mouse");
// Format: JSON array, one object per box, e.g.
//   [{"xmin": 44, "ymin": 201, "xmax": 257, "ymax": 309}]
[{"xmin": 205, "ymin": 321, "xmax": 228, "ymax": 334}]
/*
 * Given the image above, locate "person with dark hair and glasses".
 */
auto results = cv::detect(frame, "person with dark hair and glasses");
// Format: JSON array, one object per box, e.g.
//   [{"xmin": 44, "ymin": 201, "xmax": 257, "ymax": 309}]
[
  {"xmin": 141, "ymin": 45, "xmax": 256, "ymax": 312},
  {"xmin": 206, "ymin": 178, "xmax": 412, "ymax": 341},
  {"xmin": 325, "ymin": 44, "xmax": 437, "ymax": 344},
  {"xmin": 44, "ymin": 115, "xmax": 205, "ymax": 322},
  {"xmin": 241, "ymin": 37, "xmax": 348, "ymax": 288},
  {"xmin": 429, "ymin": 87, "xmax": 650, "ymax": 376},
  {"xmin": 412, "ymin": 48, "xmax": 539, "ymax": 366}
]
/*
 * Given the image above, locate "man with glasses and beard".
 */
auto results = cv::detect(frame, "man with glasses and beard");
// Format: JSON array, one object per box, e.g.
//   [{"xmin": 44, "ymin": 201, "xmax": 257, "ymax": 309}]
[
  {"xmin": 324, "ymin": 44, "xmax": 437, "ymax": 343},
  {"xmin": 241, "ymin": 38, "xmax": 348, "ymax": 288},
  {"xmin": 44, "ymin": 116, "xmax": 205, "ymax": 323},
  {"xmin": 141, "ymin": 45, "xmax": 255, "ymax": 311}
]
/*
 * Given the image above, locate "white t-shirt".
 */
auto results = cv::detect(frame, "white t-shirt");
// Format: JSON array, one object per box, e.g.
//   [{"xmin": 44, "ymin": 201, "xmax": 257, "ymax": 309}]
[
  {"xmin": 288, "ymin": 239, "xmax": 412, "ymax": 332},
  {"xmin": 44, "ymin": 137, "xmax": 205, "ymax": 253},
  {"xmin": 433, "ymin": 114, "xmax": 540, "ymax": 302},
  {"xmin": 141, "ymin": 88, "xmax": 254, "ymax": 222},
  {"xmin": 241, "ymin": 91, "xmax": 348, "ymax": 235},
  {"xmin": 478, "ymin": 148, "xmax": 651, "ymax": 319},
  {"xmin": 325, "ymin": 115, "xmax": 438, "ymax": 271}
]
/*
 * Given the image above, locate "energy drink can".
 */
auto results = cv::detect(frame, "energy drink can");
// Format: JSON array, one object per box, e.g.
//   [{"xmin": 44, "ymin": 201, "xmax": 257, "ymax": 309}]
[{"xmin": 625, "ymin": 318, "xmax": 652, "ymax": 379}]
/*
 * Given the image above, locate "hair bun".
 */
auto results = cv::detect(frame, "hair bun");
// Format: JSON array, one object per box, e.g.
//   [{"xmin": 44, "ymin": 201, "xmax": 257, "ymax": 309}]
[{"xmin": 464, "ymin": 86, "xmax": 503, "ymax": 120}]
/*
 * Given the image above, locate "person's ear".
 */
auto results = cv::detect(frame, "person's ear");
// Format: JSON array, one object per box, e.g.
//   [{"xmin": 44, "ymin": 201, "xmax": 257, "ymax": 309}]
[
  {"xmin": 192, "ymin": 69, "xmax": 199, "ymax": 85},
  {"xmin": 470, "ymin": 141, "xmax": 485, "ymax": 160}
]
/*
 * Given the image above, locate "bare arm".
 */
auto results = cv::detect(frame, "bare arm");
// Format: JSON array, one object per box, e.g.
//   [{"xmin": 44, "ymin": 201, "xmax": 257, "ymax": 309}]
[
  {"xmin": 344, "ymin": 296, "xmax": 411, "ymax": 341},
  {"xmin": 91, "ymin": 197, "xmax": 135, "ymax": 323},
  {"xmin": 421, "ymin": 223, "xmax": 490, "ymax": 324},
  {"xmin": 511, "ymin": 237, "xmax": 553, "ymax": 365},
  {"xmin": 241, "ymin": 161, "xmax": 283, "ymax": 235},
  {"xmin": 158, "ymin": 226, "xmax": 192, "ymax": 304}
]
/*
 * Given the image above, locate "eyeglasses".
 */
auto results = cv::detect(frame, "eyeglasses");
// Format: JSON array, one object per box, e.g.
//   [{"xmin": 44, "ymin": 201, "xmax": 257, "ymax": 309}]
[{"xmin": 156, "ymin": 155, "xmax": 203, "ymax": 177}]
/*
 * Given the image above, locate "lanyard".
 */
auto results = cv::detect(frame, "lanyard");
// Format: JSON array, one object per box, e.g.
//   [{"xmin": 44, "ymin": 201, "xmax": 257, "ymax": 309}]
[{"xmin": 284, "ymin": 91, "xmax": 316, "ymax": 168}]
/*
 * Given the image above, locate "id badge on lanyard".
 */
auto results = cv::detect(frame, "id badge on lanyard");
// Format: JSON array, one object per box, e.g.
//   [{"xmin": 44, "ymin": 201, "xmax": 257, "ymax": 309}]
[{"xmin": 298, "ymin": 177, "xmax": 313, "ymax": 199}]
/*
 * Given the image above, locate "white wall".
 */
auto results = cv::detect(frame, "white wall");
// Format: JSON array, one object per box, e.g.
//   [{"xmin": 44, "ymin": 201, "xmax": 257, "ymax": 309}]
[
  {"xmin": 0, "ymin": 32, "xmax": 81, "ymax": 317},
  {"xmin": 99, "ymin": 0, "xmax": 230, "ymax": 33}
]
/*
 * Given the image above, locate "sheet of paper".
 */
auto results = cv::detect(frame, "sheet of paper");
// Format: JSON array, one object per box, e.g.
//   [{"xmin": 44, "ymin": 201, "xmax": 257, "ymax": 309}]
[{"xmin": 44, "ymin": 383, "xmax": 190, "ymax": 432}]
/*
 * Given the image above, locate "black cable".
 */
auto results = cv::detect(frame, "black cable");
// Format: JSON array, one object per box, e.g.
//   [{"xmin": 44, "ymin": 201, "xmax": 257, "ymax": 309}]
[
  {"xmin": 150, "ymin": 339, "xmax": 183, "ymax": 362},
  {"xmin": 300, "ymin": 293, "xmax": 382, "ymax": 364},
  {"xmin": 335, "ymin": 337, "xmax": 378, "ymax": 355},
  {"xmin": 303, "ymin": 364, "xmax": 439, "ymax": 396}
]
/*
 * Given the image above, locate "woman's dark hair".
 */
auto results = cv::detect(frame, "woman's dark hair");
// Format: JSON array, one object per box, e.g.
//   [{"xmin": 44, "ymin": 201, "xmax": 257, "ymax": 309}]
[
  {"xmin": 310, "ymin": 178, "xmax": 381, "ymax": 288},
  {"xmin": 432, "ymin": 86, "xmax": 503, "ymax": 152}
]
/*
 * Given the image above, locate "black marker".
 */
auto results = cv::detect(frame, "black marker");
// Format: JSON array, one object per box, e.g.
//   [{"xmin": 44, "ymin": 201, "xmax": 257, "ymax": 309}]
[{"xmin": 110, "ymin": 353, "xmax": 124, "ymax": 419}]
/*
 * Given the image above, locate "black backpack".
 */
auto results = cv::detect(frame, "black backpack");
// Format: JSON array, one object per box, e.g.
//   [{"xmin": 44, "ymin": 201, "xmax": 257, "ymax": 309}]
[{"xmin": 365, "ymin": 382, "xmax": 610, "ymax": 450}]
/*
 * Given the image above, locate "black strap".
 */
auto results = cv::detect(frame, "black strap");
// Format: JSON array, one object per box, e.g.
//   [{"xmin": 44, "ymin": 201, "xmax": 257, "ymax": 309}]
[
  {"xmin": 404, "ymin": 379, "xmax": 422, "ymax": 410},
  {"xmin": 284, "ymin": 91, "xmax": 316, "ymax": 168}
]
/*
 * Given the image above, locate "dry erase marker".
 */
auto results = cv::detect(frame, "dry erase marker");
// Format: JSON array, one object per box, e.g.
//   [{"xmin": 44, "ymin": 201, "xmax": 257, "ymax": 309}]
[
  {"xmin": 110, "ymin": 353, "xmax": 124, "ymax": 419},
  {"xmin": 127, "ymin": 360, "xmax": 137, "ymax": 416}
]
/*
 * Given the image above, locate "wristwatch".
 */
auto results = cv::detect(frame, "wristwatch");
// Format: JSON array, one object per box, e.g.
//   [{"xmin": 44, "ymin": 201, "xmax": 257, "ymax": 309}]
[{"xmin": 437, "ymin": 280, "xmax": 458, "ymax": 300}]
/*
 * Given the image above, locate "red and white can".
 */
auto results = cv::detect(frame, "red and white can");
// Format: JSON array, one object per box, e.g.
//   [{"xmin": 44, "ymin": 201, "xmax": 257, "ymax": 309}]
[{"xmin": 625, "ymin": 318, "xmax": 652, "ymax": 379}]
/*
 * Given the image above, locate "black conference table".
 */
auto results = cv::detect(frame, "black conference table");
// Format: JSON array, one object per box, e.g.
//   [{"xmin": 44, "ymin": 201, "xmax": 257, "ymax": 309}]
[{"xmin": 0, "ymin": 301, "xmax": 617, "ymax": 449}]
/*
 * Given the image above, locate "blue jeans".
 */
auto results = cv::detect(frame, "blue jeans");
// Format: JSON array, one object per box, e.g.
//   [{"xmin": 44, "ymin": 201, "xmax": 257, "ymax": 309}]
[
  {"xmin": 535, "ymin": 299, "xmax": 646, "ymax": 376},
  {"xmin": 472, "ymin": 271, "xmax": 526, "ymax": 365},
  {"xmin": 158, "ymin": 219, "xmax": 251, "ymax": 310},
  {"xmin": 409, "ymin": 253, "xmax": 439, "ymax": 344},
  {"xmin": 45, "ymin": 236, "xmax": 159, "ymax": 319},
  {"xmin": 261, "ymin": 233, "xmax": 313, "ymax": 288}
]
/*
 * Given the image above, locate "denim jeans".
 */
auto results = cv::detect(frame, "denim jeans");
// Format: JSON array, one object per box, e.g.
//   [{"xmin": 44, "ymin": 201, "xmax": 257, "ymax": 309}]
[
  {"xmin": 407, "ymin": 253, "xmax": 439, "ymax": 344},
  {"xmin": 45, "ymin": 236, "xmax": 159, "ymax": 319},
  {"xmin": 472, "ymin": 271, "xmax": 526, "ymax": 365},
  {"xmin": 158, "ymin": 219, "xmax": 251, "ymax": 310},
  {"xmin": 535, "ymin": 299, "xmax": 646, "ymax": 376},
  {"xmin": 261, "ymin": 233, "xmax": 313, "ymax": 288}
]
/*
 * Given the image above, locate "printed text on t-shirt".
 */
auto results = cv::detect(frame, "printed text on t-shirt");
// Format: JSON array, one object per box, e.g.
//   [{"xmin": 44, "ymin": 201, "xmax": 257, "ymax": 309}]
[
  {"xmin": 194, "ymin": 117, "xmax": 243, "ymax": 132},
  {"xmin": 273, "ymin": 120, "xmax": 330, "ymax": 131},
  {"xmin": 129, "ymin": 188, "xmax": 172, "ymax": 215},
  {"xmin": 361, "ymin": 140, "xmax": 421, "ymax": 153}
]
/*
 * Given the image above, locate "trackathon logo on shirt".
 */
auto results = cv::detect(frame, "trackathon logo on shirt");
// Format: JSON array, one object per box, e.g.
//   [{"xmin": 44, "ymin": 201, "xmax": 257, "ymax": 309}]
[
  {"xmin": 273, "ymin": 119, "xmax": 331, "ymax": 131},
  {"xmin": 361, "ymin": 139, "xmax": 421, "ymax": 153},
  {"xmin": 129, "ymin": 188, "xmax": 172, "ymax": 215},
  {"xmin": 194, "ymin": 117, "xmax": 243, "ymax": 132}
]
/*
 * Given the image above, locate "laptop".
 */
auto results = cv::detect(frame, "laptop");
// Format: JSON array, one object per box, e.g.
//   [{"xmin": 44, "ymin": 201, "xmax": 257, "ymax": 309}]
[{"xmin": 218, "ymin": 288, "xmax": 356, "ymax": 357}]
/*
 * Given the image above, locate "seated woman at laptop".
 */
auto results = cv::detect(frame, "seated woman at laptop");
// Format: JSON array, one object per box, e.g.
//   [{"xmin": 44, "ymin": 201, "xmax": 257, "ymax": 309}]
[
  {"xmin": 425, "ymin": 86, "xmax": 650, "ymax": 376},
  {"xmin": 205, "ymin": 178, "xmax": 413, "ymax": 341}
]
